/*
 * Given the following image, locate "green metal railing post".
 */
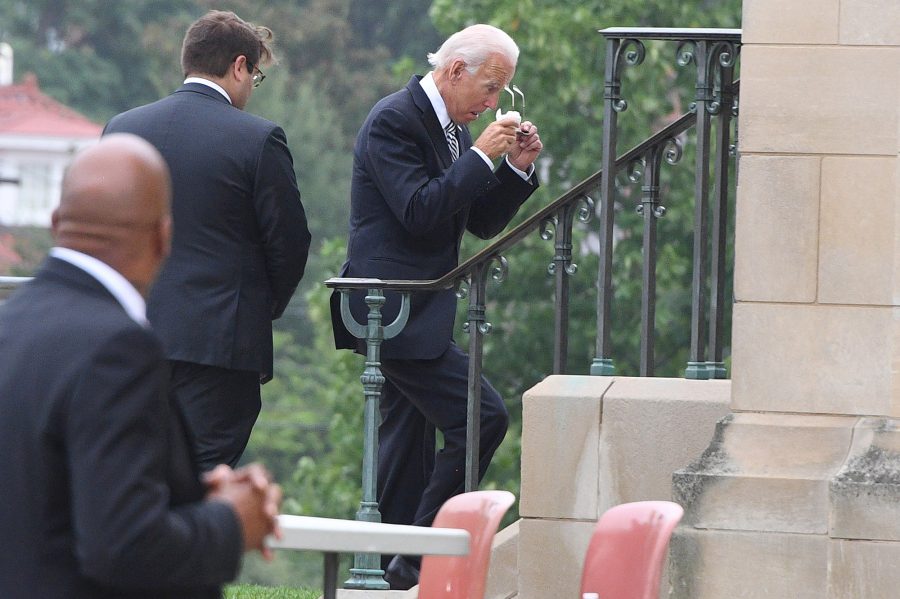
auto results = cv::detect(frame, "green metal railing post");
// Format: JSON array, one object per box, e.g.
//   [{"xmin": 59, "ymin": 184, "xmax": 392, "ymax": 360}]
[
  {"xmin": 678, "ymin": 36, "xmax": 740, "ymax": 380},
  {"xmin": 707, "ymin": 60, "xmax": 738, "ymax": 379},
  {"xmin": 684, "ymin": 39, "xmax": 713, "ymax": 380},
  {"xmin": 464, "ymin": 266, "xmax": 486, "ymax": 493},
  {"xmin": 592, "ymin": 35, "xmax": 646, "ymax": 376},
  {"xmin": 459, "ymin": 256, "xmax": 507, "ymax": 491},
  {"xmin": 338, "ymin": 288, "xmax": 409, "ymax": 590}
]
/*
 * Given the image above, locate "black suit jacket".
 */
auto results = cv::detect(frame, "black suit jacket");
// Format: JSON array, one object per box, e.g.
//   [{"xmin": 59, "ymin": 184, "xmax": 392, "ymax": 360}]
[
  {"xmin": 0, "ymin": 257, "xmax": 242, "ymax": 599},
  {"xmin": 331, "ymin": 76, "xmax": 539, "ymax": 359},
  {"xmin": 104, "ymin": 83, "xmax": 311, "ymax": 381}
]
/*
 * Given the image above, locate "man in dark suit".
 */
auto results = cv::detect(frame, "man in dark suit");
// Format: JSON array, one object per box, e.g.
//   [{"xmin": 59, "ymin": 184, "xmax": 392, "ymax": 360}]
[
  {"xmin": 104, "ymin": 10, "xmax": 311, "ymax": 471},
  {"xmin": 331, "ymin": 24, "xmax": 544, "ymax": 589},
  {"xmin": 0, "ymin": 134, "xmax": 281, "ymax": 599}
]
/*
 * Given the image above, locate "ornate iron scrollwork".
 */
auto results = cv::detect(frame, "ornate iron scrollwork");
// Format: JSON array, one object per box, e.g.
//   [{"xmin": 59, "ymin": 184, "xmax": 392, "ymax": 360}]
[
  {"xmin": 454, "ymin": 275, "xmax": 469, "ymax": 299},
  {"xmin": 578, "ymin": 195, "xmax": 595, "ymax": 224},
  {"xmin": 461, "ymin": 255, "xmax": 507, "ymax": 335},
  {"xmin": 490, "ymin": 255, "xmax": 508, "ymax": 283},
  {"xmin": 710, "ymin": 42, "xmax": 741, "ymax": 115},
  {"xmin": 544, "ymin": 194, "xmax": 594, "ymax": 276},
  {"xmin": 676, "ymin": 40, "xmax": 696, "ymax": 67},
  {"xmin": 539, "ymin": 216, "xmax": 557, "ymax": 241},
  {"xmin": 607, "ymin": 38, "xmax": 646, "ymax": 113},
  {"xmin": 677, "ymin": 39, "xmax": 740, "ymax": 115}
]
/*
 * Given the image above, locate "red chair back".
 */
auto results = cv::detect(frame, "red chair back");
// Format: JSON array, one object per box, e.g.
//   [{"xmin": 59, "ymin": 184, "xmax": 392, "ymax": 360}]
[
  {"xmin": 579, "ymin": 501, "xmax": 684, "ymax": 599},
  {"xmin": 418, "ymin": 490, "xmax": 515, "ymax": 599}
]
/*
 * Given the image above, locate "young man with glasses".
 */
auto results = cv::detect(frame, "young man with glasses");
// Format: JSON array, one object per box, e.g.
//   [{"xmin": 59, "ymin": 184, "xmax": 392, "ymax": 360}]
[{"xmin": 104, "ymin": 10, "xmax": 311, "ymax": 473}]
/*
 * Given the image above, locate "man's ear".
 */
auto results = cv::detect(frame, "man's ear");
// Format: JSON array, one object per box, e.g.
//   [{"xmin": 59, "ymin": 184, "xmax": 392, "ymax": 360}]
[
  {"xmin": 231, "ymin": 55, "xmax": 247, "ymax": 81},
  {"xmin": 449, "ymin": 59, "xmax": 467, "ymax": 83}
]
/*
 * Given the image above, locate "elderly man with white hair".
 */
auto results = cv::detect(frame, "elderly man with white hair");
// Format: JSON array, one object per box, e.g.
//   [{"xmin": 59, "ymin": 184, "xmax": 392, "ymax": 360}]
[{"xmin": 330, "ymin": 23, "xmax": 544, "ymax": 589}]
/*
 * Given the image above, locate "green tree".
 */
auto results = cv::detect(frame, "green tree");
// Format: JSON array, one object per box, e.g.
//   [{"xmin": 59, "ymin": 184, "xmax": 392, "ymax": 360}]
[{"xmin": 0, "ymin": 0, "xmax": 194, "ymax": 120}]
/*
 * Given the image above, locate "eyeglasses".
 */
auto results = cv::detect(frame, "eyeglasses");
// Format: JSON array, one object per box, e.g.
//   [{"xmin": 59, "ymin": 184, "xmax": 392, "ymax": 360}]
[{"xmin": 246, "ymin": 60, "xmax": 266, "ymax": 88}]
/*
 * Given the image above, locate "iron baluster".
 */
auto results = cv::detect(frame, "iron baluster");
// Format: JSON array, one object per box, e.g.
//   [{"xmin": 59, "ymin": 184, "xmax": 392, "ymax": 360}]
[
  {"xmin": 460, "ymin": 256, "xmax": 506, "ymax": 491},
  {"xmin": 543, "ymin": 196, "xmax": 594, "ymax": 374},
  {"xmin": 338, "ymin": 288, "xmax": 410, "ymax": 590},
  {"xmin": 683, "ymin": 39, "xmax": 712, "ymax": 380},
  {"xmin": 632, "ymin": 138, "xmax": 680, "ymax": 376},
  {"xmin": 592, "ymin": 35, "xmax": 646, "ymax": 376},
  {"xmin": 707, "ymin": 62, "xmax": 737, "ymax": 379}
]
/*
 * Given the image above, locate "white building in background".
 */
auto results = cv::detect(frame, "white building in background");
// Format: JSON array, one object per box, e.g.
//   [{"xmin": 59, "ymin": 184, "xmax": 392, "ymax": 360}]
[{"xmin": 0, "ymin": 43, "xmax": 101, "ymax": 228}]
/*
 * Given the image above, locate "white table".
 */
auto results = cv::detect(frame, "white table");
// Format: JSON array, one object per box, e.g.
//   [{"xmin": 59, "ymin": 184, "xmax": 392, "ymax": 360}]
[{"xmin": 267, "ymin": 515, "xmax": 470, "ymax": 599}]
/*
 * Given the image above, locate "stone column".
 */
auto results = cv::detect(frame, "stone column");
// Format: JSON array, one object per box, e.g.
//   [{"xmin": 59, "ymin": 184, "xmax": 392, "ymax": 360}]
[{"xmin": 671, "ymin": 1, "xmax": 900, "ymax": 597}]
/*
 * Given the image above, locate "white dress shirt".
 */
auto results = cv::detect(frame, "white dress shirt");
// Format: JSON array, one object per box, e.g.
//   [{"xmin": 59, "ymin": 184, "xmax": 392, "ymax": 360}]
[{"xmin": 184, "ymin": 76, "xmax": 232, "ymax": 105}]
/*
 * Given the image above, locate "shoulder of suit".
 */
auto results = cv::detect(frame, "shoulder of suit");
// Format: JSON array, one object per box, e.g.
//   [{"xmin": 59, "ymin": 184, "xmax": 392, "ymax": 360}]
[
  {"xmin": 175, "ymin": 88, "xmax": 282, "ymax": 132},
  {"xmin": 371, "ymin": 86, "xmax": 416, "ymax": 114},
  {"xmin": 107, "ymin": 91, "xmax": 283, "ymax": 139},
  {"xmin": 223, "ymin": 106, "xmax": 281, "ymax": 135}
]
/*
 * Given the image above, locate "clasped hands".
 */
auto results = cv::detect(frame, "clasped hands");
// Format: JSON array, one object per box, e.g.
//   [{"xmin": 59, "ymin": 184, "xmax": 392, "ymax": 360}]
[
  {"xmin": 204, "ymin": 463, "xmax": 283, "ymax": 559},
  {"xmin": 473, "ymin": 117, "xmax": 543, "ymax": 171}
]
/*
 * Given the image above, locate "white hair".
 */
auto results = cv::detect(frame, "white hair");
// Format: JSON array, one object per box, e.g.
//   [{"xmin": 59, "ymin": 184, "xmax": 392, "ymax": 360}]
[{"xmin": 427, "ymin": 24, "xmax": 519, "ymax": 73}]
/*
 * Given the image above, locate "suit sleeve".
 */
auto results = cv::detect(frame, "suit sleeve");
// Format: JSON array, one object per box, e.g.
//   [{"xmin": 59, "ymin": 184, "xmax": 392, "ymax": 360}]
[
  {"xmin": 365, "ymin": 107, "xmax": 500, "ymax": 236},
  {"xmin": 253, "ymin": 126, "xmax": 312, "ymax": 319},
  {"xmin": 466, "ymin": 160, "xmax": 539, "ymax": 239},
  {"xmin": 66, "ymin": 328, "xmax": 243, "ymax": 590}
]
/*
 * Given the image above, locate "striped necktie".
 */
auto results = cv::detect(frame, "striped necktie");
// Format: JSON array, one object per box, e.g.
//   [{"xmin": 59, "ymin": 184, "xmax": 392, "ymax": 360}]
[{"xmin": 444, "ymin": 121, "xmax": 459, "ymax": 162}]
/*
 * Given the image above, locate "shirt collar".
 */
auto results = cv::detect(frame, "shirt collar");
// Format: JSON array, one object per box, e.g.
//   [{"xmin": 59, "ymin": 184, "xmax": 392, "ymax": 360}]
[
  {"xmin": 184, "ymin": 77, "xmax": 233, "ymax": 105},
  {"xmin": 419, "ymin": 72, "xmax": 453, "ymax": 129},
  {"xmin": 49, "ymin": 247, "xmax": 149, "ymax": 327}
]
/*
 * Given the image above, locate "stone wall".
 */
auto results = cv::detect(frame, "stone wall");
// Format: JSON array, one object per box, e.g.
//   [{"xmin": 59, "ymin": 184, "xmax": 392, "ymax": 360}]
[
  {"xmin": 733, "ymin": 0, "xmax": 900, "ymax": 414},
  {"xmin": 670, "ymin": 1, "xmax": 900, "ymax": 596},
  {"xmin": 516, "ymin": 376, "xmax": 730, "ymax": 599}
]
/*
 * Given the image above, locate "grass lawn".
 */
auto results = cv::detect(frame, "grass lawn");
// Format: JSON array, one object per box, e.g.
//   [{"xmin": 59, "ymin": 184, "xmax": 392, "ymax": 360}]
[{"xmin": 224, "ymin": 583, "xmax": 321, "ymax": 599}]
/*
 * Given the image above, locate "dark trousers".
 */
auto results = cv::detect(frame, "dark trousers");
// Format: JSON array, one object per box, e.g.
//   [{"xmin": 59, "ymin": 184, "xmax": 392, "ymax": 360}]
[
  {"xmin": 169, "ymin": 360, "xmax": 261, "ymax": 472},
  {"xmin": 377, "ymin": 342, "xmax": 509, "ymax": 569}
]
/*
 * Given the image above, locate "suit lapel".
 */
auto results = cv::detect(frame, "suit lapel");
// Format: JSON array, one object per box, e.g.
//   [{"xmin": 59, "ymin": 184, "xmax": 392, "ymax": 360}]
[
  {"xmin": 405, "ymin": 76, "xmax": 476, "ymax": 249},
  {"xmin": 407, "ymin": 76, "xmax": 454, "ymax": 169}
]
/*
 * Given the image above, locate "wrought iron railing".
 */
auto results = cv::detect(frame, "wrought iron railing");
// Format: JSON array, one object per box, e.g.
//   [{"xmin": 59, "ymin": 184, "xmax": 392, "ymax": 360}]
[{"xmin": 327, "ymin": 27, "xmax": 741, "ymax": 589}]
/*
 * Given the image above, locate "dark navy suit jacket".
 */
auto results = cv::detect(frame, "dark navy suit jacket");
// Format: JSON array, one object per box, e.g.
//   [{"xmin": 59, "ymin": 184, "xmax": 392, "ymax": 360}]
[
  {"xmin": 105, "ymin": 83, "xmax": 311, "ymax": 381},
  {"xmin": 0, "ymin": 258, "xmax": 242, "ymax": 598},
  {"xmin": 331, "ymin": 76, "xmax": 539, "ymax": 359}
]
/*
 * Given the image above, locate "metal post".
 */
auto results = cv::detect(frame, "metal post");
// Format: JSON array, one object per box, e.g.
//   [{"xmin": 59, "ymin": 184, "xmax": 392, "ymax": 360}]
[
  {"xmin": 464, "ymin": 272, "xmax": 485, "ymax": 493},
  {"xmin": 544, "ymin": 195, "xmax": 592, "ymax": 375},
  {"xmin": 461, "ymin": 257, "xmax": 505, "ymax": 491},
  {"xmin": 685, "ymin": 40, "xmax": 712, "ymax": 380},
  {"xmin": 592, "ymin": 36, "xmax": 620, "ymax": 376},
  {"xmin": 637, "ymin": 148, "xmax": 664, "ymax": 376},
  {"xmin": 339, "ymin": 289, "xmax": 409, "ymax": 590},
  {"xmin": 592, "ymin": 36, "xmax": 645, "ymax": 376},
  {"xmin": 551, "ymin": 209, "xmax": 573, "ymax": 374},
  {"xmin": 707, "ymin": 62, "xmax": 736, "ymax": 379}
]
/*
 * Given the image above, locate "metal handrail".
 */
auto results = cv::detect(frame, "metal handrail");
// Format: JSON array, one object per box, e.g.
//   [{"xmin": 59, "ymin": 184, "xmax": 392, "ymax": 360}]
[{"xmin": 324, "ymin": 102, "xmax": 706, "ymax": 292}]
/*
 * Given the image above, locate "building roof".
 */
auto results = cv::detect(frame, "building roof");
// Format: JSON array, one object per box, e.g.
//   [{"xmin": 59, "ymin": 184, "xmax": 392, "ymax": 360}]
[{"xmin": 0, "ymin": 74, "xmax": 102, "ymax": 138}]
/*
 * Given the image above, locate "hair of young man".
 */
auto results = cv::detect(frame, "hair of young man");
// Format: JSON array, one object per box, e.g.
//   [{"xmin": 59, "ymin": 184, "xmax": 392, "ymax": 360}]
[
  {"xmin": 181, "ymin": 10, "xmax": 276, "ymax": 79},
  {"xmin": 427, "ymin": 24, "xmax": 519, "ymax": 73}
]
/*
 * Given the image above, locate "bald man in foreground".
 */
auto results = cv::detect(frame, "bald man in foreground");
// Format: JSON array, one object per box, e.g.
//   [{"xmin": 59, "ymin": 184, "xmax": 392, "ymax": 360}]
[{"xmin": 0, "ymin": 134, "xmax": 282, "ymax": 599}]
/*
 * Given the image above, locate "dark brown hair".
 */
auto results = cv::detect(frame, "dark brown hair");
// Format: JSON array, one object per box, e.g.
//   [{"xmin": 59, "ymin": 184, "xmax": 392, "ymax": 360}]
[{"xmin": 180, "ymin": 10, "xmax": 276, "ymax": 78}]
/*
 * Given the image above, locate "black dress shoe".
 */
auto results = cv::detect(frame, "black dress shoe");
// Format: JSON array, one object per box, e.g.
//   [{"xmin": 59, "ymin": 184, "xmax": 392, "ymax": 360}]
[{"xmin": 384, "ymin": 555, "xmax": 420, "ymax": 590}]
